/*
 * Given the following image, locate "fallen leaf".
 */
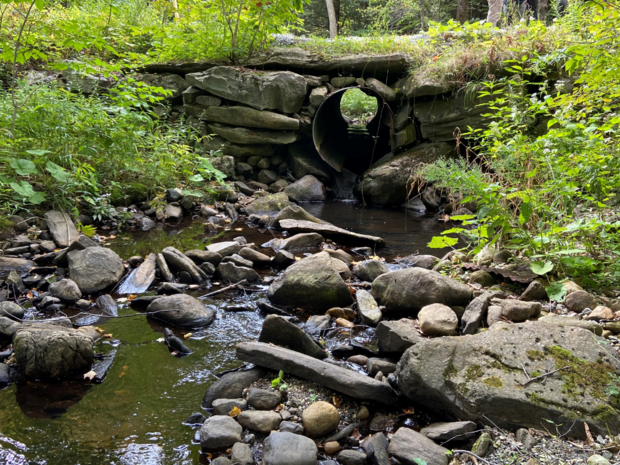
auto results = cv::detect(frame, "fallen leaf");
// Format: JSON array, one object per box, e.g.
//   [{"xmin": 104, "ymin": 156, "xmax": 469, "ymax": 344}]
[
  {"xmin": 332, "ymin": 396, "xmax": 341, "ymax": 407},
  {"xmin": 584, "ymin": 422, "xmax": 595, "ymax": 446},
  {"xmin": 235, "ymin": 228, "xmax": 243, "ymax": 231},
  {"xmin": 224, "ymin": 219, "xmax": 231, "ymax": 223},
  {"xmin": 103, "ymin": 333, "xmax": 113, "ymax": 338},
  {"xmin": 171, "ymin": 351, "xmax": 178, "ymax": 356},
  {"xmin": 156, "ymin": 337, "xmax": 165, "ymax": 343},
  {"xmin": 229, "ymin": 406, "xmax": 242, "ymax": 417},
  {"xmin": 183, "ymin": 333, "xmax": 192, "ymax": 339},
  {"xmin": 206, "ymin": 453, "xmax": 213, "ymax": 460},
  {"xmin": 109, "ymin": 235, "xmax": 116, "ymax": 239},
  {"xmin": 27, "ymin": 290, "xmax": 33, "ymax": 298},
  {"xmin": 402, "ymin": 406, "xmax": 415, "ymax": 414},
  {"xmin": 351, "ymin": 428, "xmax": 362, "ymax": 439},
  {"xmin": 83, "ymin": 370, "xmax": 97, "ymax": 381},
  {"xmin": 95, "ymin": 327, "xmax": 105, "ymax": 334},
  {"xmin": 294, "ymin": 256, "xmax": 302, "ymax": 261},
  {"xmin": 119, "ymin": 372, "xmax": 126, "ymax": 378},
  {"xmin": 127, "ymin": 294, "xmax": 137, "ymax": 301}
]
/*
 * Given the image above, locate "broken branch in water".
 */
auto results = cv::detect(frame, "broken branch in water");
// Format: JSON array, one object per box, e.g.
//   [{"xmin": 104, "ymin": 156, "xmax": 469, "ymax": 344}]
[{"xmin": 204, "ymin": 280, "xmax": 248, "ymax": 297}]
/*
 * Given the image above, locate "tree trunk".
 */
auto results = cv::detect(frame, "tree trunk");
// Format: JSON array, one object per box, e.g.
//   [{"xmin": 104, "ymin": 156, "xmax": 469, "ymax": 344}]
[
  {"xmin": 325, "ymin": 0, "xmax": 338, "ymax": 38},
  {"xmin": 456, "ymin": 0, "xmax": 469, "ymax": 23},
  {"xmin": 538, "ymin": 0, "xmax": 548, "ymax": 21},
  {"xmin": 418, "ymin": 0, "xmax": 425, "ymax": 30}
]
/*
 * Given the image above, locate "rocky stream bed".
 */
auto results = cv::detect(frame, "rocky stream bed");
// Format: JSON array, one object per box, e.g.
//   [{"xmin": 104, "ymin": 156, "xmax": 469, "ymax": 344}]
[{"xmin": 1, "ymin": 184, "xmax": 620, "ymax": 465}]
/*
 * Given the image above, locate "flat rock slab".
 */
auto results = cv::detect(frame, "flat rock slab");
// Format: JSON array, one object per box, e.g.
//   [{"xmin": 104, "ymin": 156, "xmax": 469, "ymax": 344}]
[
  {"xmin": 0, "ymin": 257, "xmax": 35, "ymax": 271},
  {"xmin": 396, "ymin": 320, "xmax": 620, "ymax": 438},
  {"xmin": 237, "ymin": 342, "xmax": 398, "ymax": 405},
  {"xmin": 202, "ymin": 106, "xmax": 300, "ymax": 131},
  {"xmin": 118, "ymin": 253, "xmax": 157, "ymax": 294},
  {"xmin": 44, "ymin": 210, "xmax": 79, "ymax": 247},
  {"xmin": 278, "ymin": 219, "xmax": 385, "ymax": 248}
]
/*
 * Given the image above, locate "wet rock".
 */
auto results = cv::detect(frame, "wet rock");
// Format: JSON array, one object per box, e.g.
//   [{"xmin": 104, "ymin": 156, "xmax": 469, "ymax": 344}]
[
  {"xmin": 43, "ymin": 210, "xmax": 79, "ymax": 247},
  {"xmin": 396, "ymin": 321, "xmax": 620, "ymax": 437},
  {"xmin": 356, "ymin": 290, "xmax": 382, "ymax": 326},
  {"xmin": 13, "ymin": 325, "xmax": 94, "ymax": 379},
  {"xmin": 376, "ymin": 319, "xmax": 422, "ymax": 354},
  {"xmin": 500, "ymin": 300, "xmax": 542, "ymax": 322},
  {"xmin": 355, "ymin": 143, "xmax": 456, "ymax": 206},
  {"xmin": 68, "ymin": 247, "xmax": 124, "ymax": 294},
  {"xmin": 0, "ymin": 257, "xmax": 36, "ymax": 271},
  {"xmin": 259, "ymin": 315, "xmax": 327, "ymax": 359},
  {"xmin": 164, "ymin": 203, "xmax": 183, "ymax": 222},
  {"xmin": 118, "ymin": 253, "xmax": 157, "ymax": 295},
  {"xmin": 158, "ymin": 283, "xmax": 187, "ymax": 295},
  {"xmin": 206, "ymin": 241, "xmax": 243, "ymax": 257},
  {"xmin": 304, "ymin": 315, "xmax": 331, "ymax": 337},
  {"xmin": 0, "ymin": 302, "xmax": 24, "ymax": 321},
  {"xmin": 244, "ymin": 192, "xmax": 290, "ymax": 216},
  {"xmin": 162, "ymin": 247, "xmax": 209, "ymax": 284},
  {"xmin": 388, "ymin": 427, "xmax": 449, "ymax": 465},
  {"xmin": 264, "ymin": 232, "xmax": 324, "ymax": 252},
  {"xmin": 520, "ymin": 281, "xmax": 548, "ymax": 301},
  {"xmin": 146, "ymin": 294, "xmax": 215, "ymax": 327},
  {"xmin": 183, "ymin": 412, "xmax": 207, "ymax": 426},
  {"xmin": 418, "ymin": 303, "xmax": 458, "ymax": 336},
  {"xmin": 348, "ymin": 355, "xmax": 369, "ymax": 366},
  {"xmin": 420, "ymin": 421, "xmax": 477, "ymax": 441},
  {"xmin": 212, "ymin": 398, "xmax": 248, "ymax": 415},
  {"xmin": 222, "ymin": 254, "xmax": 253, "ymax": 268},
  {"xmin": 187, "ymin": 67, "xmax": 307, "ymax": 114},
  {"xmin": 372, "ymin": 268, "xmax": 472, "ymax": 315},
  {"xmin": 460, "ymin": 291, "xmax": 505, "ymax": 335},
  {"xmin": 217, "ymin": 262, "xmax": 260, "ymax": 283},
  {"xmin": 0, "ymin": 316, "xmax": 21, "ymax": 340},
  {"xmin": 271, "ymin": 250, "xmax": 295, "ymax": 268},
  {"xmin": 565, "ymin": 290, "xmax": 597, "ymax": 313},
  {"xmin": 238, "ymin": 247, "xmax": 271, "ymax": 266},
  {"xmin": 284, "ymin": 175, "xmax": 326, "ymax": 202},
  {"xmin": 367, "ymin": 358, "xmax": 396, "ymax": 377},
  {"xmin": 268, "ymin": 252, "xmax": 353, "ymax": 313},
  {"xmin": 247, "ymin": 388, "xmax": 283, "ymax": 410},
  {"xmin": 337, "ymin": 450, "xmax": 367, "ymax": 465},
  {"xmin": 231, "ymin": 442, "xmax": 253, "ymax": 465},
  {"xmin": 288, "ymin": 144, "xmax": 332, "ymax": 184},
  {"xmin": 273, "ymin": 205, "xmax": 324, "ymax": 227},
  {"xmin": 238, "ymin": 410, "xmax": 282, "ymax": 433},
  {"xmin": 352, "ymin": 260, "xmax": 389, "ymax": 282},
  {"xmin": 302, "ymin": 401, "xmax": 339, "ymax": 438},
  {"xmin": 95, "ymin": 294, "xmax": 118, "ymax": 316},
  {"xmin": 262, "ymin": 431, "xmax": 317, "ymax": 465},
  {"xmin": 361, "ymin": 432, "xmax": 389, "ymax": 465},
  {"xmin": 200, "ymin": 415, "xmax": 243, "ymax": 450},
  {"xmin": 202, "ymin": 368, "xmax": 266, "ymax": 408},
  {"xmin": 279, "ymin": 421, "xmax": 304, "ymax": 434},
  {"xmin": 331, "ymin": 257, "xmax": 352, "ymax": 280},
  {"xmin": 237, "ymin": 342, "xmax": 398, "ymax": 405},
  {"xmin": 204, "ymin": 105, "xmax": 300, "ymax": 130},
  {"xmin": 277, "ymin": 220, "xmax": 385, "ymax": 248}
]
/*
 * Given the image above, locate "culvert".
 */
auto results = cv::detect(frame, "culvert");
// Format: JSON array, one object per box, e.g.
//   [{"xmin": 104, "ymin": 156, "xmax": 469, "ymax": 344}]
[{"xmin": 312, "ymin": 87, "xmax": 394, "ymax": 175}]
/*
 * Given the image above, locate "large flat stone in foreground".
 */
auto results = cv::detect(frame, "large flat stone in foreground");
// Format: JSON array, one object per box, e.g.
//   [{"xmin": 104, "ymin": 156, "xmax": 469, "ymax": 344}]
[
  {"xmin": 236, "ymin": 342, "xmax": 398, "ymax": 405},
  {"xmin": 278, "ymin": 219, "xmax": 385, "ymax": 248}
]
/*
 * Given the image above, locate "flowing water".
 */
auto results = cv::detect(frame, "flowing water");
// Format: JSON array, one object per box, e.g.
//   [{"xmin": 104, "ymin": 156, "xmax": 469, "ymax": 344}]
[{"xmin": 0, "ymin": 202, "xmax": 453, "ymax": 465}]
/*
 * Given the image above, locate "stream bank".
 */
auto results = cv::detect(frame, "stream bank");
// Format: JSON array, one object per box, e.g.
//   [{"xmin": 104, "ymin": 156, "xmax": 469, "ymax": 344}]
[{"xmin": 1, "ymin": 183, "xmax": 620, "ymax": 465}]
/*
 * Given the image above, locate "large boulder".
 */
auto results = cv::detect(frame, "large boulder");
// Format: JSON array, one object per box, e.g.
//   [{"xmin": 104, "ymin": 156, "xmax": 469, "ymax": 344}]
[
  {"xmin": 13, "ymin": 325, "xmax": 94, "ymax": 379},
  {"xmin": 267, "ymin": 252, "xmax": 353, "ymax": 312},
  {"xmin": 396, "ymin": 321, "xmax": 620, "ymax": 438},
  {"xmin": 283, "ymin": 175, "xmax": 326, "ymax": 202},
  {"xmin": 68, "ymin": 247, "xmax": 124, "ymax": 294},
  {"xmin": 44, "ymin": 210, "xmax": 79, "ymax": 247},
  {"xmin": 209, "ymin": 123, "xmax": 300, "ymax": 145},
  {"xmin": 187, "ymin": 67, "xmax": 308, "ymax": 113},
  {"xmin": 202, "ymin": 105, "xmax": 299, "ymax": 130},
  {"xmin": 244, "ymin": 193, "xmax": 290, "ymax": 216},
  {"xmin": 262, "ymin": 432, "xmax": 318, "ymax": 465},
  {"xmin": 259, "ymin": 315, "xmax": 327, "ymax": 359},
  {"xmin": 146, "ymin": 294, "xmax": 216, "ymax": 327},
  {"xmin": 371, "ymin": 268, "xmax": 472, "ymax": 315},
  {"xmin": 354, "ymin": 143, "xmax": 456, "ymax": 206}
]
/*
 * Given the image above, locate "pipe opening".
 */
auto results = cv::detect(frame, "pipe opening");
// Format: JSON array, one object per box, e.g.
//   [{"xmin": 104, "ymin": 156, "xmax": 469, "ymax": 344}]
[{"xmin": 312, "ymin": 87, "xmax": 394, "ymax": 176}]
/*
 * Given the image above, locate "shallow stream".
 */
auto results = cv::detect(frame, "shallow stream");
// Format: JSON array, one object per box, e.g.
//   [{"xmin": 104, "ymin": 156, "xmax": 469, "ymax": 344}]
[{"xmin": 0, "ymin": 202, "xmax": 453, "ymax": 465}]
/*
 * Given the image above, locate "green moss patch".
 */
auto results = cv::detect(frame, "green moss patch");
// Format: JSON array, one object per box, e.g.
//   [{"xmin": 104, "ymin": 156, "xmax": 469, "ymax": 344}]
[{"xmin": 483, "ymin": 376, "xmax": 504, "ymax": 388}]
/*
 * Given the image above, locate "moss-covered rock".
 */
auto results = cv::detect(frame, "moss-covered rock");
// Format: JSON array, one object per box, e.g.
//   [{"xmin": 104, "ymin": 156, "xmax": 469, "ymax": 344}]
[
  {"xmin": 396, "ymin": 320, "xmax": 620, "ymax": 438},
  {"xmin": 0, "ymin": 217, "xmax": 15, "ymax": 240},
  {"xmin": 109, "ymin": 182, "xmax": 150, "ymax": 206}
]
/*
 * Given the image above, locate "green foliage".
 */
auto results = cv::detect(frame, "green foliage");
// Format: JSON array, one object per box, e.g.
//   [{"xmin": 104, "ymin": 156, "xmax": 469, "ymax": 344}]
[
  {"xmin": 340, "ymin": 88, "xmax": 378, "ymax": 122},
  {"xmin": 418, "ymin": 2, "xmax": 620, "ymax": 287},
  {"xmin": 271, "ymin": 370, "xmax": 288, "ymax": 391},
  {"xmin": 77, "ymin": 222, "xmax": 97, "ymax": 237}
]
